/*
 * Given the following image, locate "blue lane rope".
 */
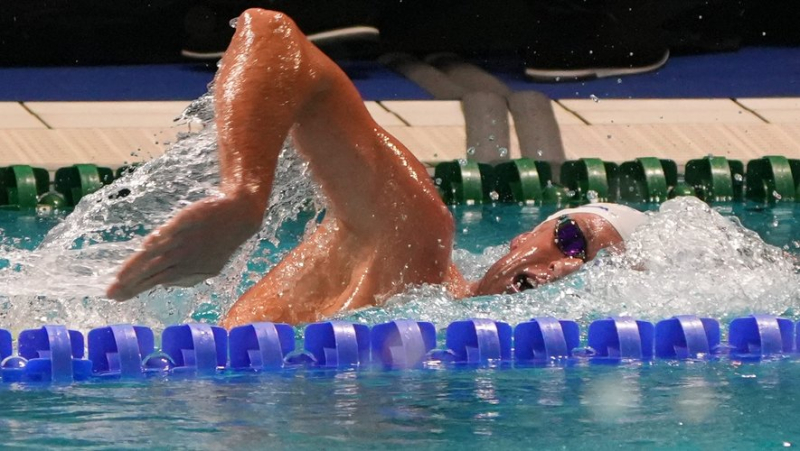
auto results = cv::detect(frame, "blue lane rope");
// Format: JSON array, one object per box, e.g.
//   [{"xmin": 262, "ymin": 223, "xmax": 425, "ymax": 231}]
[{"xmin": 0, "ymin": 314, "xmax": 796, "ymax": 383}]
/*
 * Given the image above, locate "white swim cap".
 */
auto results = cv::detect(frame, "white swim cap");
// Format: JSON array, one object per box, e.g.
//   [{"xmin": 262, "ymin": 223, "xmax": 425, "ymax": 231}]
[{"xmin": 545, "ymin": 203, "xmax": 648, "ymax": 241}]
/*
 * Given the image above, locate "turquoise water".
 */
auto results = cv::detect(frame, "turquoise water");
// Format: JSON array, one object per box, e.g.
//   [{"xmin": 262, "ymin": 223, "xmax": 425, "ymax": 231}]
[
  {"xmin": 2, "ymin": 360, "xmax": 800, "ymax": 449},
  {"xmin": 1, "ymin": 202, "xmax": 799, "ymax": 449}
]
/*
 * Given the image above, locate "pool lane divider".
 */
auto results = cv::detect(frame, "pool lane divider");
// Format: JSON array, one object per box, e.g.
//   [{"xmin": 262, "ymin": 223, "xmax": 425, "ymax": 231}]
[
  {"xmin": 432, "ymin": 155, "xmax": 799, "ymax": 206},
  {"xmin": 0, "ymin": 314, "xmax": 797, "ymax": 383},
  {"xmin": 0, "ymin": 156, "xmax": 798, "ymax": 211}
]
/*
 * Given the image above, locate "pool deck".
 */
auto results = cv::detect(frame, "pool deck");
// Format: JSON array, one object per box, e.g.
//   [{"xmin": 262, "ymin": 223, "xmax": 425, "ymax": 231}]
[{"xmin": 1, "ymin": 98, "xmax": 799, "ymax": 171}]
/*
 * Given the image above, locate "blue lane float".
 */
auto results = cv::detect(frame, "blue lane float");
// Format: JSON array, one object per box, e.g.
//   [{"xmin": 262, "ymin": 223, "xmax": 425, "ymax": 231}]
[
  {"xmin": 371, "ymin": 320, "xmax": 436, "ymax": 368},
  {"xmin": 304, "ymin": 321, "xmax": 370, "ymax": 367},
  {"xmin": 514, "ymin": 317, "xmax": 580, "ymax": 361},
  {"xmin": 229, "ymin": 322, "xmax": 295, "ymax": 370},
  {"xmin": 655, "ymin": 316, "xmax": 720, "ymax": 359},
  {"xmin": 161, "ymin": 323, "xmax": 228, "ymax": 374},
  {"xmin": 445, "ymin": 319, "xmax": 512, "ymax": 363},
  {"xmin": 0, "ymin": 314, "xmax": 798, "ymax": 384},
  {"xmin": 588, "ymin": 317, "xmax": 655, "ymax": 360},
  {"xmin": 0, "ymin": 328, "xmax": 11, "ymax": 361},
  {"xmin": 728, "ymin": 315, "xmax": 793, "ymax": 358},
  {"xmin": 88, "ymin": 325, "xmax": 154, "ymax": 377},
  {"xmin": 16, "ymin": 325, "xmax": 92, "ymax": 382}
]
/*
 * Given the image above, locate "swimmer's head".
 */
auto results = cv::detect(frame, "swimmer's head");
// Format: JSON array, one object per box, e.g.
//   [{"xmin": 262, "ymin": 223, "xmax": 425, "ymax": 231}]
[{"xmin": 473, "ymin": 203, "xmax": 648, "ymax": 295}]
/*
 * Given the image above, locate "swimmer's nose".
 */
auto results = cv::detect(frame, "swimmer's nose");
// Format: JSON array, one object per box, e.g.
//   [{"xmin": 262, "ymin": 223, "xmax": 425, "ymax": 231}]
[{"xmin": 548, "ymin": 258, "xmax": 584, "ymax": 279}]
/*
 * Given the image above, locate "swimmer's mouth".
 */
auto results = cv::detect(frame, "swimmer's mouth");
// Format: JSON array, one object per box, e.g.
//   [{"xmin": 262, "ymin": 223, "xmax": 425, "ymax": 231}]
[{"xmin": 510, "ymin": 273, "xmax": 539, "ymax": 293}]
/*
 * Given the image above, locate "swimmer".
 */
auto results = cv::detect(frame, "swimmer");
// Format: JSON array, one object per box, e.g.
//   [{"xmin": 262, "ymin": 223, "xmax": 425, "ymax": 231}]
[{"xmin": 106, "ymin": 9, "xmax": 648, "ymax": 327}]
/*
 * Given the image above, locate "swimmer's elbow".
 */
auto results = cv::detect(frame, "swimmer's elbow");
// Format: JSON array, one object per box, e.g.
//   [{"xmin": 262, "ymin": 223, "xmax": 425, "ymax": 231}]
[{"xmin": 238, "ymin": 8, "xmax": 297, "ymax": 34}]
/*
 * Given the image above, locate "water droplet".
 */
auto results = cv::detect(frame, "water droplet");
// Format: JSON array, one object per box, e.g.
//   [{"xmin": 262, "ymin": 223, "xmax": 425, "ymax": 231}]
[
  {"xmin": 536, "ymin": 149, "xmax": 544, "ymax": 157},
  {"xmin": 489, "ymin": 191, "xmax": 499, "ymax": 201},
  {"xmin": 229, "ymin": 18, "xmax": 238, "ymax": 28},
  {"xmin": 458, "ymin": 158, "xmax": 468, "ymax": 167},
  {"xmin": 617, "ymin": 78, "xmax": 622, "ymax": 84},
  {"xmin": 733, "ymin": 174, "xmax": 743, "ymax": 182},
  {"xmin": 434, "ymin": 177, "xmax": 442, "ymax": 186},
  {"xmin": 629, "ymin": 52, "xmax": 634, "ymax": 57},
  {"xmin": 773, "ymin": 190, "xmax": 782, "ymax": 200},
  {"xmin": 590, "ymin": 94, "xmax": 600, "ymax": 103},
  {"xmin": 698, "ymin": 15, "xmax": 703, "ymax": 19},
  {"xmin": 763, "ymin": 31, "xmax": 767, "ymax": 36},
  {"xmin": 216, "ymin": 59, "xmax": 223, "ymax": 68},
  {"xmin": 589, "ymin": 50, "xmax": 593, "ymax": 54},
  {"xmin": 586, "ymin": 190, "xmax": 599, "ymax": 202},
  {"xmin": 488, "ymin": 134, "xmax": 495, "ymax": 142},
  {"xmin": 555, "ymin": 76, "xmax": 561, "ymax": 82},
  {"xmin": 498, "ymin": 147, "xmax": 508, "ymax": 157},
  {"xmin": 467, "ymin": 147, "xmax": 476, "ymax": 155}
]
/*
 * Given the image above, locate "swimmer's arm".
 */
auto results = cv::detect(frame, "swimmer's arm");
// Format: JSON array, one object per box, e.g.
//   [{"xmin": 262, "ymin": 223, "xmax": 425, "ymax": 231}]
[
  {"xmin": 108, "ymin": 11, "xmax": 320, "ymax": 300},
  {"xmin": 109, "ymin": 9, "xmax": 445, "ymax": 301},
  {"xmin": 213, "ymin": 10, "xmax": 319, "ymax": 215}
]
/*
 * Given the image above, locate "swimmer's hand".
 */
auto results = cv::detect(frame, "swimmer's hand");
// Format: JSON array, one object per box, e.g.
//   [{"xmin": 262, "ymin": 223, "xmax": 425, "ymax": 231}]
[{"xmin": 107, "ymin": 192, "xmax": 264, "ymax": 301}]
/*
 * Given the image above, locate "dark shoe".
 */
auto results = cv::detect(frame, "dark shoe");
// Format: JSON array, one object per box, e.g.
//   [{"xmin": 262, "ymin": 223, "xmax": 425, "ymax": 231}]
[
  {"xmin": 181, "ymin": 2, "xmax": 379, "ymax": 60},
  {"xmin": 522, "ymin": 11, "xmax": 670, "ymax": 82},
  {"xmin": 524, "ymin": 48, "xmax": 669, "ymax": 82}
]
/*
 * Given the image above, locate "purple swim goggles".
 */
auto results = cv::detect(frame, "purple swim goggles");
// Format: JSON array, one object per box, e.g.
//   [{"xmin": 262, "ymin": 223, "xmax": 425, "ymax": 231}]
[{"xmin": 554, "ymin": 215, "xmax": 587, "ymax": 261}]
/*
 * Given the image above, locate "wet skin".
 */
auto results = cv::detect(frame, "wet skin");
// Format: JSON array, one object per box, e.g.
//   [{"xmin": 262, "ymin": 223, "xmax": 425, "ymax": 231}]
[
  {"xmin": 474, "ymin": 213, "xmax": 624, "ymax": 296},
  {"xmin": 107, "ymin": 9, "xmax": 623, "ymax": 327}
]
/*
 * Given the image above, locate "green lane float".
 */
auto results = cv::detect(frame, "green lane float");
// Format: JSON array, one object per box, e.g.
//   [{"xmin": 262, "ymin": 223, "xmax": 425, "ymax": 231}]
[
  {"xmin": 542, "ymin": 183, "xmax": 570, "ymax": 206},
  {"xmin": 669, "ymin": 182, "xmax": 696, "ymax": 198},
  {"xmin": 37, "ymin": 193, "xmax": 67, "ymax": 211},
  {"xmin": 684, "ymin": 156, "xmax": 744, "ymax": 202},
  {"xmin": 618, "ymin": 158, "xmax": 677, "ymax": 203},
  {"xmin": 4, "ymin": 154, "xmax": 800, "ymax": 211},
  {"xmin": 55, "ymin": 164, "xmax": 115, "ymax": 206},
  {"xmin": 560, "ymin": 158, "xmax": 619, "ymax": 203},
  {"xmin": 745, "ymin": 156, "xmax": 799, "ymax": 203},
  {"xmin": 493, "ymin": 158, "xmax": 552, "ymax": 204},
  {"xmin": 0, "ymin": 165, "xmax": 50, "ymax": 210},
  {"xmin": 434, "ymin": 160, "xmax": 495, "ymax": 205}
]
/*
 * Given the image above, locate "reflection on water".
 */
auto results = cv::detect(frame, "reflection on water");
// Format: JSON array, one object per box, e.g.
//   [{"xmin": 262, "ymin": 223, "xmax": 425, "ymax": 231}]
[
  {"xmin": 0, "ymin": 361, "xmax": 799, "ymax": 449},
  {"xmin": 673, "ymin": 374, "xmax": 719, "ymax": 424},
  {"xmin": 582, "ymin": 366, "xmax": 643, "ymax": 424}
]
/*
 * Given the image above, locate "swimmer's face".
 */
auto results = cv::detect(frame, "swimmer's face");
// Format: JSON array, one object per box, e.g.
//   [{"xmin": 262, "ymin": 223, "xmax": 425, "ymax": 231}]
[{"xmin": 473, "ymin": 213, "xmax": 624, "ymax": 296}]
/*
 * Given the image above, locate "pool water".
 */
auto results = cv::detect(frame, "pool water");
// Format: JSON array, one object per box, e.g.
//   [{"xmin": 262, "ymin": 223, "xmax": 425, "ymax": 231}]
[
  {"xmin": 2, "ymin": 359, "xmax": 800, "ymax": 449},
  {"xmin": 1, "ymin": 200, "xmax": 800, "ymax": 449},
  {"xmin": 1, "ymin": 90, "xmax": 799, "ymax": 448}
]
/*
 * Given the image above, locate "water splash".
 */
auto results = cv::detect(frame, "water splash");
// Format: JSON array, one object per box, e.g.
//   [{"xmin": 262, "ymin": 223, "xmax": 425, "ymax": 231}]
[
  {"xmin": 342, "ymin": 197, "xmax": 800, "ymax": 328},
  {"xmin": 0, "ymin": 89, "xmax": 322, "ymax": 333}
]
